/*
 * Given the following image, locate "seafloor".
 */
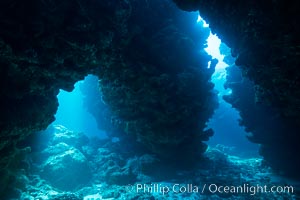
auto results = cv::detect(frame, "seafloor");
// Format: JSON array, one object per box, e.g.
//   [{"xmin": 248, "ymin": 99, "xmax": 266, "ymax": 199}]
[{"xmin": 8, "ymin": 125, "xmax": 298, "ymax": 200}]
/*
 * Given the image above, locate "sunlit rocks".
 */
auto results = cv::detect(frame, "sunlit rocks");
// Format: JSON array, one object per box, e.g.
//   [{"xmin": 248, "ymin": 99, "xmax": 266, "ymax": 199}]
[
  {"xmin": 41, "ymin": 143, "xmax": 91, "ymax": 190},
  {"xmin": 9, "ymin": 126, "xmax": 296, "ymax": 199},
  {"xmin": 51, "ymin": 125, "xmax": 89, "ymax": 149}
]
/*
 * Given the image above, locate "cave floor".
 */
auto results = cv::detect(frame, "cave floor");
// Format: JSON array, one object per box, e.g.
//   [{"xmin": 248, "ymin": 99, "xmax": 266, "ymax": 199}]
[{"xmin": 13, "ymin": 125, "xmax": 298, "ymax": 200}]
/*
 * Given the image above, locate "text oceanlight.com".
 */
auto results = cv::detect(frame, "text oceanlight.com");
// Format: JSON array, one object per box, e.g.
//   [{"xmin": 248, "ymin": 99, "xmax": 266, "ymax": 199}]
[{"xmin": 126, "ymin": 183, "xmax": 294, "ymax": 196}]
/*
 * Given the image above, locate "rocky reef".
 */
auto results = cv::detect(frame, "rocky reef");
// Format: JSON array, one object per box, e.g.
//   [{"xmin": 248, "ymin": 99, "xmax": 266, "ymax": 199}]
[
  {"xmin": 173, "ymin": 0, "xmax": 300, "ymax": 178},
  {"xmin": 8, "ymin": 126, "xmax": 298, "ymax": 199}
]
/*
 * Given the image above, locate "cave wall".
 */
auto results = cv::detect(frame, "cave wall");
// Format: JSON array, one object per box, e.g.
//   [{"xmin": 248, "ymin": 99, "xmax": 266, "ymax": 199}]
[
  {"xmin": 0, "ymin": 0, "xmax": 218, "ymax": 191},
  {"xmin": 172, "ymin": 0, "xmax": 300, "ymax": 120},
  {"xmin": 0, "ymin": 0, "xmax": 125, "ymax": 194},
  {"xmin": 224, "ymin": 64, "xmax": 300, "ymax": 178},
  {"xmin": 84, "ymin": 0, "xmax": 218, "ymax": 161},
  {"xmin": 0, "ymin": 0, "xmax": 121, "ymax": 153},
  {"xmin": 172, "ymin": 0, "xmax": 300, "ymax": 178}
]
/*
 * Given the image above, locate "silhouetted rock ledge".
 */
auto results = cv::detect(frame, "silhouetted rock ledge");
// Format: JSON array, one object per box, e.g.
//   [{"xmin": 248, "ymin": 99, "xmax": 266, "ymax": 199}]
[{"xmin": 173, "ymin": 0, "xmax": 300, "ymax": 179}]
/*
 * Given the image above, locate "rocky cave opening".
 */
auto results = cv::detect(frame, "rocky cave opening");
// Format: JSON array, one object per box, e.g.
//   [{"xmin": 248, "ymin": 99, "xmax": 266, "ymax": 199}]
[
  {"xmin": 50, "ymin": 15, "xmax": 260, "ymax": 159},
  {"xmin": 198, "ymin": 16, "xmax": 259, "ymax": 158},
  {"xmin": 1, "ymin": 0, "xmax": 300, "ymax": 199},
  {"xmin": 53, "ymin": 74, "xmax": 107, "ymax": 140}
]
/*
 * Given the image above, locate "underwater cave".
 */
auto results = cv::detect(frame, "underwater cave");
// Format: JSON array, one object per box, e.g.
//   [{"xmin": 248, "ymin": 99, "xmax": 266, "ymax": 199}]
[
  {"xmin": 53, "ymin": 74, "xmax": 107, "ymax": 140},
  {"xmin": 197, "ymin": 16, "xmax": 259, "ymax": 158},
  {"xmin": 1, "ymin": 0, "xmax": 300, "ymax": 199}
]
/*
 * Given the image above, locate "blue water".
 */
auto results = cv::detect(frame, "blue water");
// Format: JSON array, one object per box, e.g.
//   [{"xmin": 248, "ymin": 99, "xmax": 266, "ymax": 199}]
[
  {"xmin": 53, "ymin": 75, "xmax": 107, "ymax": 139},
  {"xmin": 198, "ymin": 16, "xmax": 259, "ymax": 157}
]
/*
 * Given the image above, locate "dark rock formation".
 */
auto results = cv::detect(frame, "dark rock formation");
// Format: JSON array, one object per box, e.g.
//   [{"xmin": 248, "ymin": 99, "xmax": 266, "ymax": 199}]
[
  {"xmin": 224, "ymin": 64, "xmax": 300, "ymax": 178},
  {"xmin": 173, "ymin": 0, "xmax": 300, "ymax": 118},
  {"xmin": 0, "ymin": 0, "xmax": 217, "ymax": 196},
  {"xmin": 0, "ymin": 0, "xmax": 114, "ymax": 195},
  {"xmin": 173, "ymin": 0, "xmax": 300, "ymax": 178},
  {"xmin": 94, "ymin": 0, "xmax": 217, "ymax": 161},
  {"xmin": 0, "ymin": 0, "xmax": 105, "ymax": 152}
]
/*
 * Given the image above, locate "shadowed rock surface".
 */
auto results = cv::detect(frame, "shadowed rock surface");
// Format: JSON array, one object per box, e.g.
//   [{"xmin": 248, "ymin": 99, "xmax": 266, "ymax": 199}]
[
  {"xmin": 88, "ymin": 0, "xmax": 217, "ymax": 160},
  {"xmin": 0, "ymin": 0, "xmax": 217, "ymax": 197},
  {"xmin": 0, "ymin": 0, "xmax": 216, "ymax": 155},
  {"xmin": 173, "ymin": 0, "xmax": 300, "ymax": 178}
]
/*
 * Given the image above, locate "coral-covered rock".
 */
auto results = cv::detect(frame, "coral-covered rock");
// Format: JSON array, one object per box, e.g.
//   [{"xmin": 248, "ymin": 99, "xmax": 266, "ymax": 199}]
[
  {"xmin": 49, "ymin": 193, "xmax": 82, "ymax": 200},
  {"xmin": 92, "ymin": 0, "xmax": 217, "ymax": 162},
  {"xmin": 0, "ymin": 146, "xmax": 31, "ymax": 199},
  {"xmin": 8, "ymin": 127, "xmax": 298, "ymax": 199},
  {"xmin": 41, "ymin": 144, "xmax": 91, "ymax": 190},
  {"xmin": 92, "ymin": 147, "xmax": 136, "ymax": 185},
  {"xmin": 51, "ymin": 125, "xmax": 89, "ymax": 149}
]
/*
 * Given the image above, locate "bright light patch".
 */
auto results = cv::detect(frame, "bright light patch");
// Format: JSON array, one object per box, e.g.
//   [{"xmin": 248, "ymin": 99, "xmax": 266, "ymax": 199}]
[
  {"xmin": 197, "ymin": 15, "xmax": 209, "ymax": 27},
  {"xmin": 207, "ymin": 61, "xmax": 211, "ymax": 69},
  {"xmin": 197, "ymin": 15, "xmax": 229, "ymax": 95},
  {"xmin": 197, "ymin": 14, "xmax": 226, "ymax": 70},
  {"xmin": 205, "ymin": 33, "xmax": 223, "ymax": 61}
]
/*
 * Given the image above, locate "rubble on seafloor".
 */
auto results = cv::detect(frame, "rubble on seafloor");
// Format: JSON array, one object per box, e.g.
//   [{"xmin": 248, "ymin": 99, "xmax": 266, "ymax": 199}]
[{"xmin": 3, "ymin": 125, "xmax": 295, "ymax": 200}]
